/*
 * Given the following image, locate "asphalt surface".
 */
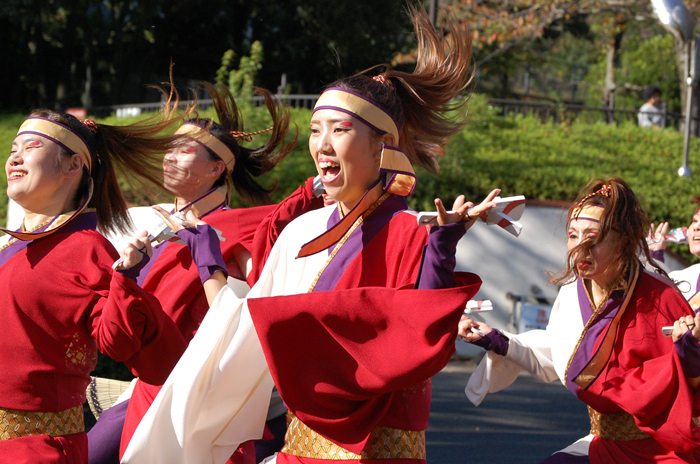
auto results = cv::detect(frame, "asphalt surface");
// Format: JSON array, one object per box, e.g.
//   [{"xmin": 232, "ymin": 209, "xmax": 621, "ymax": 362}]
[{"xmin": 426, "ymin": 359, "xmax": 591, "ymax": 464}]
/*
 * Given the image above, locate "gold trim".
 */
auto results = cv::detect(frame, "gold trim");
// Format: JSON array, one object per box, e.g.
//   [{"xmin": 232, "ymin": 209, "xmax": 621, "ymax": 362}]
[
  {"xmin": 282, "ymin": 412, "xmax": 426, "ymax": 460},
  {"xmin": 18, "ymin": 118, "xmax": 92, "ymax": 172},
  {"xmin": 0, "ymin": 405, "xmax": 85, "ymax": 439},
  {"xmin": 307, "ymin": 191, "xmax": 390, "ymax": 292},
  {"xmin": 566, "ymin": 262, "xmax": 638, "ymax": 390},
  {"xmin": 571, "ymin": 204, "xmax": 604, "ymax": 222},
  {"xmin": 380, "ymin": 145, "xmax": 416, "ymax": 196},
  {"xmin": 175, "ymin": 123, "xmax": 236, "ymax": 173},
  {"xmin": 174, "ymin": 183, "xmax": 230, "ymax": 219},
  {"xmin": 0, "ymin": 219, "xmax": 51, "ymax": 252},
  {"xmin": 689, "ymin": 291, "xmax": 700, "ymax": 312},
  {"xmin": 314, "ymin": 90, "xmax": 400, "ymax": 143},
  {"xmin": 588, "ymin": 406, "xmax": 650, "ymax": 441}
]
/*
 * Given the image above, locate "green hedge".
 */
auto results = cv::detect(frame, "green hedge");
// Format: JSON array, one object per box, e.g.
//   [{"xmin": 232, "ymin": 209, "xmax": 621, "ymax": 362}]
[
  {"xmin": 258, "ymin": 96, "xmax": 700, "ymax": 264},
  {"xmin": 2, "ymin": 94, "xmax": 698, "ymax": 261}
]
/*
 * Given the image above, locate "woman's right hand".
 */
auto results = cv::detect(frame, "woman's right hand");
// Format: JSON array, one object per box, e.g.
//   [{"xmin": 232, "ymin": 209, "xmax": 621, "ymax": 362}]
[
  {"xmin": 152, "ymin": 206, "xmax": 204, "ymax": 232},
  {"xmin": 434, "ymin": 188, "xmax": 501, "ymax": 232},
  {"xmin": 458, "ymin": 315, "xmax": 493, "ymax": 342}
]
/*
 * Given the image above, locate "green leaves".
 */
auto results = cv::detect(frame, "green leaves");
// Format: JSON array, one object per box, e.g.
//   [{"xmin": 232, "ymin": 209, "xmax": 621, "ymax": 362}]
[{"xmin": 216, "ymin": 41, "xmax": 264, "ymax": 102}]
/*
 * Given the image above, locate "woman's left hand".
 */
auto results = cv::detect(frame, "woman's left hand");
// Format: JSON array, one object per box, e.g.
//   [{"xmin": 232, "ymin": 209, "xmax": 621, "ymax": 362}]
[
  {"xmin": 672, "ymin": 313, "xmax": 700, "ymax": 342},
  {"xmin": 434, "ymin": 188, "xmax": 501, "ymax": 231},
  {"xmin": 648, "ymin": 222, "xmax": 669, "ymax": 252},
  {"xmin": 116, "ymin": 230, "xmax": 152, "ymax": 270}
]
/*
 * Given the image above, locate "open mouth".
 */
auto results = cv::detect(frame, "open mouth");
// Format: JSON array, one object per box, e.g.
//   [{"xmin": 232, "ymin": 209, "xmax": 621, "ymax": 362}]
[
  {"xmin": 319, "ymin": 160, "xmax": 340, "ymax": 183},
  {"xmin": 577, "ymin": 261, "xmax": 591, "ymax": 270},
  {"xmin": 8, "ymin": 171, "xmax": 27, "ymax": 180}
]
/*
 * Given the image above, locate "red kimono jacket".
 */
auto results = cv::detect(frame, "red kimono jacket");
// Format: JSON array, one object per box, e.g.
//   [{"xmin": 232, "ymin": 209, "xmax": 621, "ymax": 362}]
[
  {"xmin": 247, "ymin": 193, "xmax": 481, "ymax": 464},
  {"xmin": 0, "ymin": 212, "xmax": 186, "ymax": 464},
  {"xmin": 569, "ymin": 266, "xmax": 700, "ymax": 463}
]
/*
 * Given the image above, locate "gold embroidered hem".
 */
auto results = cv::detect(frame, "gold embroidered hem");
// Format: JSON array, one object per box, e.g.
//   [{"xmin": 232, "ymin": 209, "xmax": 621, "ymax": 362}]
[
  {"xmin": 282, "ymin": 412, "xmax": 426, "ymax": 460},
  {"xmin": 0, "ymin": 405, "xmax": 84, "ymax": 440},
  {"xmin": 588, "ymin": 406, "xmax": 650, "ymax": 441}
]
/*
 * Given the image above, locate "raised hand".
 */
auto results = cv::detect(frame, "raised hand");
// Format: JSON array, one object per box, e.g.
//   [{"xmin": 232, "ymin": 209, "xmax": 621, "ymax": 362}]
[
  {"xmin": 115, "ymin": 230, "xmax": 152, "ymax": 270},
  {"xmin": 434, "ymin": 188, "xmax": 501, "ymax": 231},
  {"xmin": 648, "ymin": 221, "xmax": 669, "ymax": 252},
  {"xmin": 151, "ymin": 206, "xmax": 204, "ymax": 232}
]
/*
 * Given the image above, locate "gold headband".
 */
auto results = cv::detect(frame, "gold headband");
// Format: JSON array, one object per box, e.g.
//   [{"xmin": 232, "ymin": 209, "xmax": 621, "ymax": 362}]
[
  {"xmin": 570, "ymin": 204, "xmax": 604, "ymax": 222},
  {"xmin": 175, "ymin": 123, "xmax": 235, "ymax": 174},
  {"xmin": 17, "ymin": 118, "xmax": 93, "ymax": 173},
  {"xmin": 313, "ymin": 88, "xmax": 400, "ymax": 143}
]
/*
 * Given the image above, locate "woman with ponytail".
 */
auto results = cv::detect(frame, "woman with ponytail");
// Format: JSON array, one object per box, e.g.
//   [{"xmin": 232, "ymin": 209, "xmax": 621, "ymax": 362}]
[
  {"xmin": 86, "ymin": 83, "xmax": 297, "ymax": 464},
  {"xmin": 0, "ymin": 108, "xmax": 189, "ymax": 463},
  {"xmin": 462, "ymin": 177, "xmax": 700, "ymax": 463},
  {"xmin": 123, "ymin": 6, "xmax": 498, "ymax": 464}
]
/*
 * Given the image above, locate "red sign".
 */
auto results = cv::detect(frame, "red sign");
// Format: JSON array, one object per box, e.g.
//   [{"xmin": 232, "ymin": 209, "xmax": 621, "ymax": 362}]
[{"xmin": 65, "ymin": 108, "xmax": 87, "ymax": 119}]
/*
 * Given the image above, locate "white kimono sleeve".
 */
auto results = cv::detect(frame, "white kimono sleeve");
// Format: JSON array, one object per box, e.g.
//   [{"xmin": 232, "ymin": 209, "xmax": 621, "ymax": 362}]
[
  {"xmin": 465, "ymin": 285, "xmax": 580, "ymax": 407},
  {"xmin": 465, "ymin": 328, "xmax": 559, "ymax": 406},
  {"xmin": 121, "ymin": 283, "xmax": 274, "ymax": 464}
]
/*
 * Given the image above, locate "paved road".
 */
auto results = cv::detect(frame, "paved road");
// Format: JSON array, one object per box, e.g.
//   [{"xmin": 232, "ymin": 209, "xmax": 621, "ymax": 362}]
[{"xmin": 426, "ymin": 360, "xmax": 591, "ymax": 464}]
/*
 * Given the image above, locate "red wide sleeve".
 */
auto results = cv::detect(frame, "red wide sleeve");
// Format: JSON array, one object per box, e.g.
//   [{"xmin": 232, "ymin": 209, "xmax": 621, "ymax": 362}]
[
  {"xmin": 579, "ymin": 282, "xmax": 700, "ymax": 453},
  {"xmin": 248, "ymin": 277, "xmax": 481, "ymax": 454},
  {"xmin": 88, "ymin": 271, "xmax": 188, "ymax": 386},
  {"xmin": 248, "ymin": 177, "xmax": 324, "ymax": 286},
  {"xmin": 207, "ymin": 204, "xmax": 278, "ymax": 257}
]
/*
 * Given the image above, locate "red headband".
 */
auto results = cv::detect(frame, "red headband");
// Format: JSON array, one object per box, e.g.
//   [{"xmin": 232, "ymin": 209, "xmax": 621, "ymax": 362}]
[
  {"xmin": 372, "ymin": 74, "xmax": 393, "ymax": 88},
  {"xmin": 81, "ymin": 119, "xmax": 99, "ymax": 135}
]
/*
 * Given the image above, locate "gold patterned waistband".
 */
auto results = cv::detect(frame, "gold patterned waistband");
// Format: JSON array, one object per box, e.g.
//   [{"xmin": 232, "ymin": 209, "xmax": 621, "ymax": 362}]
[
  {"xmin": 588, "ymin": 406, "xmax": 650, "ymax": 441},
  {"xmin": 0, "ymin": 405, "xmax": 84, "ymax": 440},
  {"xmin": 282, "ymin": 412, "xmax": 426, "ymax": 460}
]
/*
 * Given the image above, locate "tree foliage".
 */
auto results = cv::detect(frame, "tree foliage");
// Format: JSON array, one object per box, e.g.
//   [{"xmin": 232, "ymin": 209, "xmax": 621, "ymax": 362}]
[{"xmin": 0, "ymin": 0, "xmax": 414, "ymax": 110}]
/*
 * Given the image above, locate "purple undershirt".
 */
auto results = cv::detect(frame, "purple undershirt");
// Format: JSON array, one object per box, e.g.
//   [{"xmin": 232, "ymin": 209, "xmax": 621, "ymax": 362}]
[
  {"xmin": 117, "ymin": 253, "xmax": 150, "ymax": 281},
  {"xmin": 415, "ymin": 221, "xmax": 511, "ymax": 356},
  {"xmin": 470, "ymin": 328, "xmax": 509, "ymax": 356},
  {"xmin": 650, "ymin": 249, "xmax": 664, "ymax": 263},
  {"xmin": 176, "ymin": 224, "xmax": 228, "ymax": 283},
  {"xmin": 675, "ymin": 330, "xmax": 700, "ymax": 378},
  {"xmin": 415, "ymin": 222, "xmax": 465, "ymax": 290}
]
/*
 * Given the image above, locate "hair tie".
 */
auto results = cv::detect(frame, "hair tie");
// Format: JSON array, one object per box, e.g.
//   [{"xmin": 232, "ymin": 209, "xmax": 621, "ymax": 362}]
[
  {"xmin": 81, "ymin": 119, "xmax": 99, "ymax": 135},
  {"xmin": 577, "ymin": 184, "xmax": 612, "ymax": 208},
  {"xmin": 78, "ymin": 119, "xmax": 101, "ymax": 165},
  {"xmin": 372, "ymin": 74, "xmax": 394, "ymax": 88},
  {"xmin": 230, "ymin": 127, "xmax": 274, "ymax": 142}
]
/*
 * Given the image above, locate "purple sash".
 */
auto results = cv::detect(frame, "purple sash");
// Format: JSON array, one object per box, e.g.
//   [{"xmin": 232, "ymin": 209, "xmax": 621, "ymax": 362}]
[
  {"xmin": 566, "ymin": 261, "xmax": 640, "ymax": 395},
  {"xmin": 312, "ymin": 194, "xmax": 409, "ymax": 292},
  {"xmin": 0, "ymin": 212, "xmax": 98, "ymax": 268}
]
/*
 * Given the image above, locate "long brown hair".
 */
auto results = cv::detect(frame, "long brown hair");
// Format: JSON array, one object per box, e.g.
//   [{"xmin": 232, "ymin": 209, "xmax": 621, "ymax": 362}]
[
  {"xmin": 330, "ymin": 3, "xmax": 473, "ymax": 173},
  {"xmin": 29, "ymin": 90, "xmax": 190, "ymax": 235},
  {"xmin": 180, "ymin": 82, "xmax": 296, "ymax": 205},
  {"xmin": 550, "ymin": 177, "xmax": 663, "ymax": 286}
]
